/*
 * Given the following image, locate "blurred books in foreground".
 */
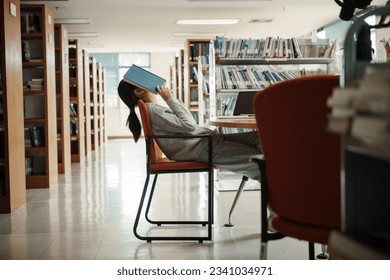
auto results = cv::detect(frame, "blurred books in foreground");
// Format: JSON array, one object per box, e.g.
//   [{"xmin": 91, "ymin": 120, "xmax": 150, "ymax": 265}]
[{"xmin": 327, "ymin": 66, "xmax": 390, "ymax": 148}]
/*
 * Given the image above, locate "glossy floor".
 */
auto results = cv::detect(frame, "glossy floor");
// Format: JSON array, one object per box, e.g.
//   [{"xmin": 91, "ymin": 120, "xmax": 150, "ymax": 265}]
[{"xmin": 0, "ymin": 139, "xmax": 320, "ymax": 260}]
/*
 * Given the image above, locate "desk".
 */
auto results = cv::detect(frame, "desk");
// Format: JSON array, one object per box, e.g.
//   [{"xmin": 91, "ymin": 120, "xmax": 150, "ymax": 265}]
[{"xmin": 208, "ymin": 117, "xmax": 257, "ymax": 129}]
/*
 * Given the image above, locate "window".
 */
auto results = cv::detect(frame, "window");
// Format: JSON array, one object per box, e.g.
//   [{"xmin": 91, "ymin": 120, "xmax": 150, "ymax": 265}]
[{"xmin": 91, "ymin": 53, "xmax": 150, "ymax": 108}]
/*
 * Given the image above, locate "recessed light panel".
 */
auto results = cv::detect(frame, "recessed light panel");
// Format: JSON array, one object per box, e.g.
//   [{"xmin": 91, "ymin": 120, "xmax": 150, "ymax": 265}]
[
  {"xmin": 55, "ymin": 18, "xmax": 91, "ymax": 25},
  {"xmin": 68, "ymin": 32, "xmax": 99, "ymax": 38},
  {"xmin": 177, "ymin": 19, "xmax": 240, "ymax": 25}
]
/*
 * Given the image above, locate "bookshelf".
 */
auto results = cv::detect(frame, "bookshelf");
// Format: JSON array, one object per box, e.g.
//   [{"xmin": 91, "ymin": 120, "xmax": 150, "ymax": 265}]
[
  {"xmin": 89, "ymin": 56, "xmax": 98, "ymax": 150},
  {"xmin": 171, "ymin": 52, "xmax": 180, "ymax": 100},
  {"xmin": 21, "ymin": 3, "xmax": 58, "ymax": 189},
  {"xmin": 54, "ymin": 23, "xmax": 70, "ymax": 174},
  {"xmin": 82, "ymin": 49, "xmax": 91, "ymax": 156},
  {"xmin": 208, "ymin": 37, "xmax": 335, "ymax": 120},
  {"xmin": 178, "ymin": 49, "xmax": 184, "ymax": 102},
  {"xmin": 183, "ymin": 39, "xmax": 210, "ymax": 123},
  {"xmin": 97, "ymin": 62, "xmax": 103, "ymax": 146},
  {"xmin": 100, "ymin": 65, "xmax": 107, "ymax": 143},
  {"xmin": 0, "ymin": 0, "xmax": 26, "ymax": 212},
  {"xmin": 68, "ymin": 39, "xmax": 85, "ymax": 162}
]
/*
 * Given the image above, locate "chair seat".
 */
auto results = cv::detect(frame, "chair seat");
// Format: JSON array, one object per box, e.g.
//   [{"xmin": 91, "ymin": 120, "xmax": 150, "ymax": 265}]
[
  {"xmin": 151, "ymin": 157, "xmax": 215, "ymax": 171},
  {"xmin": 272, "ymin": 216, "xmax": 339, "ymax": 245}
]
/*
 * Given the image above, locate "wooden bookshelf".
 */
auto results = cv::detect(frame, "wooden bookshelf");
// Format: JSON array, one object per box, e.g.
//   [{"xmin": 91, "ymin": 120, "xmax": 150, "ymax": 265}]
[
  {"xmin": 21, "ymin": 3, "xmax": 58, "ymax": 189},
  {"xmin": 82, "ymin": 49, "xmax": 91, "ymax": 156},
  {"xmin": 96, "ymin": 62, "xmax": 102, "ymax": 146},
  {"xmin": 183, "ymin": 39, "xmax": 210, "ymax": 124},
  {"xmin": 89, "ymin": 56, "xmax": 98, "ymax": 150},
  {"xmin": 54, "ymin": 23, "xmax": 70, "ymax": 174},
  {"xmin": 0, "ymin": 0, "xmax": 26, "ymax": 212},
  {"xmin": 68, "ymin": 39, "xmax": 85, "ymax": 162},
  {"xmin": 96, "ymin": 63, "xmax": 106, "ymax": 145},
  {"xmin": 100, "ymin": 65, "xmax": 106, "ymax": 143},
  {"xmin": 179, "ymin": 49, "xmax": 184, "ymax": 102}
]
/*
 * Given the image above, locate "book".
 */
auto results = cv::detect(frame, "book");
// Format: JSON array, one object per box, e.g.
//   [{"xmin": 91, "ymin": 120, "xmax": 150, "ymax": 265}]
[
  {"xmin": 351, "ymin": 116, "xmax": 387, "ymax": 143},
  {"xmin": 122, "ymin": 64, "xmax": 166, "ymax": 94},
  {"xmin": 30, "ymin": 126, "xmax": 45, "ymax": 147},
  {"xmin": 25, "ymin": 156, "xmax": 33, "ymax": 176},
  {"xmin": 24, "ymin": 128, "xmax": 32, "ymax": 147}
]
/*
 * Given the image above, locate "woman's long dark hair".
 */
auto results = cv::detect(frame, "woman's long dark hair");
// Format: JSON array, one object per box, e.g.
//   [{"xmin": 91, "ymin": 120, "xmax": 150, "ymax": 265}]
[{"xmin": 117, "ymin": 80, "xmax": 142, "ymax": 142}]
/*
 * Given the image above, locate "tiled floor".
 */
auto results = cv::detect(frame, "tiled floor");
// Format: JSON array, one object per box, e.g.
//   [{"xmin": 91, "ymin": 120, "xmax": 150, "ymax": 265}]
[{"xmin": 0, "ymin": 139, "xmax": 319, "ymax": 260}]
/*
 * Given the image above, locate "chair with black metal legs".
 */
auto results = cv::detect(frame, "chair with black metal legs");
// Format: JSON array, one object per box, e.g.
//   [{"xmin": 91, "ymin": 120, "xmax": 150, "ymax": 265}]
[{"xmin": 133, "ymin": 99, "xmax": 214, "ymax": 243}]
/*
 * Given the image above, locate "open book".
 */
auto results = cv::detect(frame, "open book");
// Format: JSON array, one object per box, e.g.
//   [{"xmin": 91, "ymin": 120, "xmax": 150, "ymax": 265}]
[{"xmin": 123, "ymin": 64, "xmax": 166, "ymax": 94}]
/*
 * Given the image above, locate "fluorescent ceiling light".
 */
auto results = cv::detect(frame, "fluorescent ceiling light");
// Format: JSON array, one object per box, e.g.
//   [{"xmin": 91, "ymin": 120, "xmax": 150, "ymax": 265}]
[
  {"xmin": 188, "ymin": 0, "xmax": 272, "ymax": 1},
  {"xmin": 68, "ymin": 32, "xmax": 99, "ymax": 38},
  {"xmin": 80, "ymin": 43, "xmax": 105, "ymax": 48},
  {"xmin": 173, "ymin": 32, "xmax": 225, "ymax": 37},
  {"xmin": 55, "ymin": 18, "xmax": 91, "ymax": 25},
  {"xmin": 249, "ymin": 18, "xmax": 273, "ymax": 23},
  {"xmin": 20, "ymin": 0, "xmax": 69, "ymax": 1},
  {"xmin": 177, "ymin": 19, "xmax": 240, "ymax": 25}
]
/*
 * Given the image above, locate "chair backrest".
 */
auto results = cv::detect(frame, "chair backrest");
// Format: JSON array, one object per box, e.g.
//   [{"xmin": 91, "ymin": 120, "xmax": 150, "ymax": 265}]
[
  {"xmin": 137, "ymin": 99, "xmax": 163, "ymax": 163},
  {"xmin": 254, "ymin": 75, "xmax": 341, "ymax": 229}
]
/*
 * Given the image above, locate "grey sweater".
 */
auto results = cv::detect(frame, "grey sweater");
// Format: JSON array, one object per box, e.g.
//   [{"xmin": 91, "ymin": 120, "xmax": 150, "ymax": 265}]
[{"xmin": 147, "ymin": 98, "xmax": 218, "ymax": 161}]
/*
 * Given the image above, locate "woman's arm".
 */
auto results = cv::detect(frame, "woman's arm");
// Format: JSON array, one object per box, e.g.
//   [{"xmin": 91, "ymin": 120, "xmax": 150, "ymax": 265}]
[{"xmin": 148, "ymin": 86, "xmax": 198, "ymax": 133}]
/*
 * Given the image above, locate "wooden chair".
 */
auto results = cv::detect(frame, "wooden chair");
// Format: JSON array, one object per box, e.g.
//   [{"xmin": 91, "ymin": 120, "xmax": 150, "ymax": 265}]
[
  {"xmin": 133, "ymin": 99, "xmax": 214, "ymax": 243},
  {"xmin": 251, "ymin": 75, "xmax": 341, "ymax": 259}
]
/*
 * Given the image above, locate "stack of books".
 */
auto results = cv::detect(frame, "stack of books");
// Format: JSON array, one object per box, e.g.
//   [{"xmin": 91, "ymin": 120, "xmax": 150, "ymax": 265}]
[
  {"xmin": 26, "ymin": 78, "xmax": 44, "ymax": 90},
  {"xmin": 327, "ymin": 67, "xmax": 390, "ymax": 147}
]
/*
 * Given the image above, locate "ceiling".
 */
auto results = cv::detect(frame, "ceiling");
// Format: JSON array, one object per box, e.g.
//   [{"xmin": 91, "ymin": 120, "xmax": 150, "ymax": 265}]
[{"xmin": 19, "ymin": 0, "xmax": 389, "ymax": 53}]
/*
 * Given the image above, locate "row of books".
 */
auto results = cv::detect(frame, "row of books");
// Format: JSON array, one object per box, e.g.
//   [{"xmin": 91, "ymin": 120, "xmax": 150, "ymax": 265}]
[
  {"xmin": 220, "ymin": 95, "xmax": 237, "ymax": 116},
  {"xmin": 213, "ymin": 37, "xmax": 336, "ymax": 59},
  {"xmin": 189, "ymin": 88, "xmax": 198, "ymax": 106},
  {"xmin": 24, "ymin": 126, "xmax": 45, "ymax": 147},
  {"xmin": 25, "ymin": 78, "xmax": 44, "ymax": 91},
  {"xmin": 70, "ymin": 103, "xmax": 78, "ymax": 117},
  {"xmin": 189, "ymin": 42, "xmax": 210, "ymax": 62},
  {"xmin": 215, "ymin": 65, "xmax": 302, "ymax": 90},
  {"xmin": 190, "ymin": 66, "xmax": 199, "ymax": 84},
  {"xmin": 21, "ymin": 40, "xmax": 44, "ymax": 63},
  {"xmin": 327, "ymin": 67, "xmax": 390, "ymax": 146},
  {"xmin": 70, "ymin": 120, "xmax": 79, "ymax": 137},
  {"xmin": 21, "ymin": 13, "xmax": 41, "ymax": 34}
]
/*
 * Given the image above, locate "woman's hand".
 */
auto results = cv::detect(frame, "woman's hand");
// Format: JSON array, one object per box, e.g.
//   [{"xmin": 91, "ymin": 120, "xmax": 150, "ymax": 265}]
[{"xmin": 157, "ymin": 85, "xmax": 173, "ymax": 101}]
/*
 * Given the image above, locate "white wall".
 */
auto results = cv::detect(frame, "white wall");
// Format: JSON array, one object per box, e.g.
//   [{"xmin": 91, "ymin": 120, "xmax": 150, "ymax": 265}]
[{"xmin": 106, "ymin": 52, "xmax": 175, "ymax": 138}]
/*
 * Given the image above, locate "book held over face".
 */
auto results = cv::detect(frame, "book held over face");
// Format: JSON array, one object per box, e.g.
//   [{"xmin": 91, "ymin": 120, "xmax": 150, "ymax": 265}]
[{"xmin": 123, "ymin": 64, "xmax": 166, "ymax": 94}]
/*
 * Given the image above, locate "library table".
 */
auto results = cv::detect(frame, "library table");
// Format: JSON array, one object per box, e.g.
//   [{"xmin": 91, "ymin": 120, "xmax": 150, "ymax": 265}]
[{"xmin": 208, "ymin": 116, "xmax": 257, "ymax": 129}]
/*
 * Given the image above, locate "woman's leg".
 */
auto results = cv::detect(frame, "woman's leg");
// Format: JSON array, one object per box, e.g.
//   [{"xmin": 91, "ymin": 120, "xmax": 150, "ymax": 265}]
[
  {"xmin": 197, "ymin": 132, "xmax": 261, "ymax": 181},
  {"xmin": 221, "ymin": 131, "xmax": 262, "ymax": 152}
]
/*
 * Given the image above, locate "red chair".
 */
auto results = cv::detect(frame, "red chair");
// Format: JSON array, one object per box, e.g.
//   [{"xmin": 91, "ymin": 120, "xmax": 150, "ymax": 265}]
[
  {"xmin": 251, "ymin": 75, "xmax": 341, "ymax": 259},
  {"xmin": 133, "ymin": 99, "xmax": 214, "ymax": 242}
]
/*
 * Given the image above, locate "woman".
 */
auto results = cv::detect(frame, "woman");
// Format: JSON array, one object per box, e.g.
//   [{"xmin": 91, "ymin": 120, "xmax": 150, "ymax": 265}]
[{"xmin": 117, "ymin": 80, "xmax": 262, "ymax": 182}]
